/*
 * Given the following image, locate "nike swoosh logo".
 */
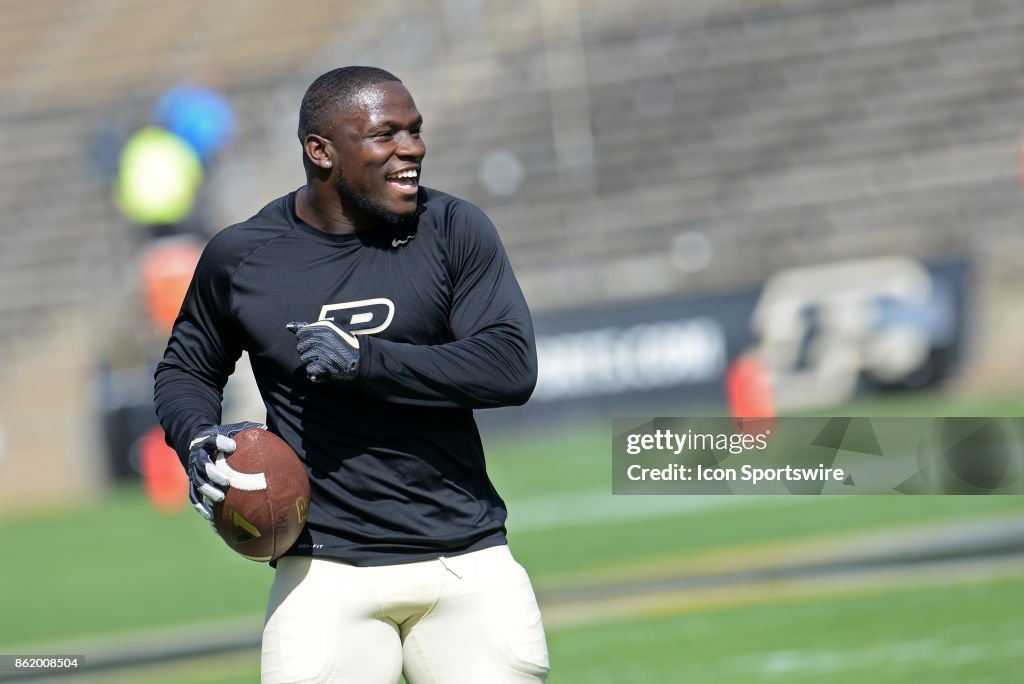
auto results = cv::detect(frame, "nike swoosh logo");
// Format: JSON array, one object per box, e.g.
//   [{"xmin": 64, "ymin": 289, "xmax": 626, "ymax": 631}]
[{"xmin": 392, "ymin": 234, "xmax": 416, "ymax": 248}]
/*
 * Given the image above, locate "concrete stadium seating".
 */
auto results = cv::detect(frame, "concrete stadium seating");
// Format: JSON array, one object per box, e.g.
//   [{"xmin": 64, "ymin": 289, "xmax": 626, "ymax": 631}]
[{"xmin": 3, "ymin": 0, "xmax": 1024, "ymax": 337}]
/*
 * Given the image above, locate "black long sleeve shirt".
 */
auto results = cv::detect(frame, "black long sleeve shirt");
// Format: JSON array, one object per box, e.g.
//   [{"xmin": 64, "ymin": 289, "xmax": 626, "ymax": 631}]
[{"xmin": 153, "ymin": 188, "xmax": 537, "ymax": 565}]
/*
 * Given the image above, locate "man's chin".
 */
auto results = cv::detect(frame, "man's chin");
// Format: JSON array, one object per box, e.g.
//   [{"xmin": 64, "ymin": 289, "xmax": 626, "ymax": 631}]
[
  {"xmin": 370, "ymin": 205, "xmax": 416, "ymax": 226},
  {"xmin": 342, "ymin": 189, "xmax": 417, "ymax": 226},
  {"xmin": 344, "ymin": 188, "xmax": 415, "ymax": 225},
  {"xmin": 377, "ymin": 193, "xmax": 421, "ymax": 225}
]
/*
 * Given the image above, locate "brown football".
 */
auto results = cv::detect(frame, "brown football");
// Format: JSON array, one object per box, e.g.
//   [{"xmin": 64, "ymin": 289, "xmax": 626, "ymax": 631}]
[{"xmin": 211, "ymin": 428, "xmax": 309, "ymax": 562}]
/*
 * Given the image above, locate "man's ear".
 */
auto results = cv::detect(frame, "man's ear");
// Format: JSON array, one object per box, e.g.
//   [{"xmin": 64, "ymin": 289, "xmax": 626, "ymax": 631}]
[{"xmin": 303, "ymin": 134, "xmax": 333, "ymax": 171}]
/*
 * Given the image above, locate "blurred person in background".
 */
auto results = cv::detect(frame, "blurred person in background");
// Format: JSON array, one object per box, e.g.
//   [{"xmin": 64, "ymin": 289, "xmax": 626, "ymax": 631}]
[
  {"xmin": 153, "ymin": 66, "xmax": 549, "ymax": 683},
  {"xmin": 152, "ymin": 76, "xmax": 236, "ymax": 166}
]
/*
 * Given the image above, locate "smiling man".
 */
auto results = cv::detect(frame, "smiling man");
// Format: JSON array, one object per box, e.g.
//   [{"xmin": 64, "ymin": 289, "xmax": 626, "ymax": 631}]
[{"xmin": 154, "ymin": 66, "xmax": 549, "ymax": 683}]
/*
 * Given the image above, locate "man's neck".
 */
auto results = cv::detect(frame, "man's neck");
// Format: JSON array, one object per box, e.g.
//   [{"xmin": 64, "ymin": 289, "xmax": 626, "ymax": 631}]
[{"xmin": 295, "ymin": 185, "xmax": 360, "ymax": 235}]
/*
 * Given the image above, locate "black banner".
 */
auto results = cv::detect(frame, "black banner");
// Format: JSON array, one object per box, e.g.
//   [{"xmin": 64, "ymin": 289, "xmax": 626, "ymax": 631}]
[{"xmin": 482, "ymin": 257, "xmax": 970, "ymax": 429}]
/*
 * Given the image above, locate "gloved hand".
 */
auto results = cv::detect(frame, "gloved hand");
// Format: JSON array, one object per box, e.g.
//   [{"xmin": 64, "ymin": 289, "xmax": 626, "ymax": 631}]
[
  {"xmin": 287, "ymin": 321, "xmax": 360, "ymax": 383},
  {"xmin": 187, "ymin": 421, "xmax": 267, "ymax": 519}
]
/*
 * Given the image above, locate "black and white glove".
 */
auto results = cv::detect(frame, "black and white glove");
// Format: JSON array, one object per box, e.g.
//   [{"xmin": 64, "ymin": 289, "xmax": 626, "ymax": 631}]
[
  {"xmin": 186, "ymin": 421, "xmax": 267, "ymax": 519},
  {"xmin": 287, "ymin": 321, "xmax": 360, "ymax": 383}
]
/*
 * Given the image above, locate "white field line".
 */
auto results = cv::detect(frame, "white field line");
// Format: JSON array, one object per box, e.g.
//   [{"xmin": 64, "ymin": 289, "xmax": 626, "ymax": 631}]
[
  {"xmin": 737, "ymin": 618, "xmax": 1024, "ymax": 678},
  {"xmin": 506, "ymin": 490, "xmax": 827, "ymax": 532}
]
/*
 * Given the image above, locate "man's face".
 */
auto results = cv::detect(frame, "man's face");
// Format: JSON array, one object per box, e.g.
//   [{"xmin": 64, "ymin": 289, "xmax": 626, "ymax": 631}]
[{"xmin": 326, "ymin": 81, "xmax": 425, "ymax": 224}]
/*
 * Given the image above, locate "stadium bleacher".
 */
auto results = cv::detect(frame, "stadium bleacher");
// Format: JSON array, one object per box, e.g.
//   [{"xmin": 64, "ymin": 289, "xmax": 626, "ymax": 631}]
[{"xmin": 3, "ymin": 0, "xmax": 1024, "ymax": 333}]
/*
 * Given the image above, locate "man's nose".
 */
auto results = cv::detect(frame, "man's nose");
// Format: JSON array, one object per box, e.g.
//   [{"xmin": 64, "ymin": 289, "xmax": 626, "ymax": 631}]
[{"xmin": 396, "ymin": 131, "xmax": 425, "ymax": 159}]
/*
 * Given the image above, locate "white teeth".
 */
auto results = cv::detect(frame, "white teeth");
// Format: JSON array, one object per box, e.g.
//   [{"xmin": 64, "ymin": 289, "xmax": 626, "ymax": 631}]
[{"xmin": 387, "ymin": 169, "xmax": 418, "ymax": 180}]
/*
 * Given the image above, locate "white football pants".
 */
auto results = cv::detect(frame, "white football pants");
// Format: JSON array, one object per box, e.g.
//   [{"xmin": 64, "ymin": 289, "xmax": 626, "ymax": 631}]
[{"xmin": 261, "ymin": 545, "xmax": 550, "ymax": 683}]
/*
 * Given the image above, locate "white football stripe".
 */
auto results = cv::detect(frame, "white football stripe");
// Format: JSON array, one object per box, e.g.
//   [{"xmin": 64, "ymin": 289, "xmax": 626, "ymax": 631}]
[{"xmin": 215, "ymin": 457, "xmax": 268, "ymax": 491}]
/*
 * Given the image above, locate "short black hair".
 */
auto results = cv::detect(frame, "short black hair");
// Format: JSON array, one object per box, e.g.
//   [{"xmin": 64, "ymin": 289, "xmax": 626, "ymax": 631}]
[{"xmin": 297, "ymin": 66, "xmax": 402, "ymax": 141}]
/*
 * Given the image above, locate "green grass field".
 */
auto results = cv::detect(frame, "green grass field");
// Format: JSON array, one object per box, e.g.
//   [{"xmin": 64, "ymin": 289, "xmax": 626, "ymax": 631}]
[
  {"xmin": 551, "ymin": 575, "xmax": 1024, "ymax": 683},
  {"xmin": 1, "ymin": 389, "xmax": 1022, "ymax": 682}
]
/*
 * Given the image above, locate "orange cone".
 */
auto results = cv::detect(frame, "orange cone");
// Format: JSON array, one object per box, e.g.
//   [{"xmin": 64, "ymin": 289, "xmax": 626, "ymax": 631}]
[
  {"xmin": 139, "ymin": 426, "xmax": 189, "ymax": 513},
  {"xmin": 726, "ymin": 354, "xmax": 776, "ymax": 435}
]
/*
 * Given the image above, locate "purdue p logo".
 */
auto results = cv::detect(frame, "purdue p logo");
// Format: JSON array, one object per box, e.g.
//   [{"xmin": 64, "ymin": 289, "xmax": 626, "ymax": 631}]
[{"xmin": 318, "ymin": 298, "xmax": 395, "ymax": 335}]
